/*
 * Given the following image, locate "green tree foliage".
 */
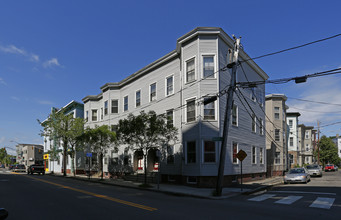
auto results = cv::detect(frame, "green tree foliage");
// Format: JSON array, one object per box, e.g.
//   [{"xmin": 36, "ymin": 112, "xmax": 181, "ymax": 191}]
[
  {"xmin": 318, "ymin": 136, "xmax": 341, "ymax": 165},
  {"xmin": 80, "ymin": 125, "xmax": 116, "ymax": 180},
  {"xmin": 0, "ymin": 148, "xmax": 13, "ymax": 165},
  {"xmin": 117, "ymin": 111, "xmax": 178, "ymax": 184},
  {"xmin": 39, "ymin": 109, "xmax": 85, "ymax": 176}
]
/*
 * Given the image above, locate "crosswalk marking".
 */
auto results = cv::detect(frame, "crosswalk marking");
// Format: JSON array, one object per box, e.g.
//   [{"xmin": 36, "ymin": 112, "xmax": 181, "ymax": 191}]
[
  {"xmin": 275, "ymin": 196, "xmax": 303, "ymax": 205},
  {"xmin": 248, "ymin": 194, "xmax": 276, "ymax": 202},
  {"xmin": 309, "ymin": 197, "xmax": 335, "ymax": 209}
]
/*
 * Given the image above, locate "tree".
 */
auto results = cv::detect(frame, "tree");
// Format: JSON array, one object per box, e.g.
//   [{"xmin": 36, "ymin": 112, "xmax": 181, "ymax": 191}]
[
  {"xmin": 67, "ymin": 117, "xmax": 85, "ymax": 176},
  {"xmin": 117, "ymin": 111, "xmax": 178, "ymax": 185},
  {"xmin": 80, "ymin": 125, "xmax": 116, "ymax": 180},
  {"xmin": 318, "ymin": 136, "xmax": 341, "ymax": 166},
  {"xmin": 39, "ymin": 109, "xmax": 84, "ymax": 176}
]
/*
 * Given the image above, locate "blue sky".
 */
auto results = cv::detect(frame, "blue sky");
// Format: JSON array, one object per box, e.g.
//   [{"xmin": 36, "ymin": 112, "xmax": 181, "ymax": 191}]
[{"xmin": 1, "ymin": 0, "xmax": 341, "ymax": 155}]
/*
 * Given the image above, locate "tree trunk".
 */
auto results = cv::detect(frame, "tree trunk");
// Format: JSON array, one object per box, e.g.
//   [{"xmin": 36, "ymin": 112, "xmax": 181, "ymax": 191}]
[
  {"xmin": 72, "ymin": 152, "xmax": 75, "ymax": 177},
  {"xmin": 100, "ymin": 152, "xmax": 103, "ymax": 180},
  {"xmin": 144, "ymin": 153, "xmax": 147, "ymax": 185},
  {"xmin": 63, "ymin": 141, "xmax": 67, "ymax": 176}
]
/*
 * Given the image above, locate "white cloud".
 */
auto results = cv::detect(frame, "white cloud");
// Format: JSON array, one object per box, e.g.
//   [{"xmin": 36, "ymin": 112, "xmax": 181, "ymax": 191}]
[
  {"xmin": 43, "ymin": 58, "xmax": 61, "ymax": 68},
  {"xmin": 0, "ymin": 45, "xmax": 26, "ymax": 55},
  {"xmin": 0, "ymin": 77, "xmax": 7, "ymax": 85},
  {"xmin": 30, "ymin": 54, "xmax": 40, "ymax": 62},
  {"xmin": 286, "ymin": 75, "xmax": 341, "ymax": 133}
]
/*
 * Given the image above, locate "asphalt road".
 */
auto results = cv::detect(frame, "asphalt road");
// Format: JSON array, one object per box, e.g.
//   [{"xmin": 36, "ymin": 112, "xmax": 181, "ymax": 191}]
[{"xmin": 1, "ymin": 169, "xmax": 341, "ymax": 220}]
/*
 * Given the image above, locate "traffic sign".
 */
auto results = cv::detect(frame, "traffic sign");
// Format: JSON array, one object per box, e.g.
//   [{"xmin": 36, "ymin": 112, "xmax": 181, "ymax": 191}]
[
  {"xmin": 236, "ymin": 150, "xmax": 247, "ymax": 161},
  {"xmin": 86, "ymin": 153, "xmax": 92, "ymax": 157}
]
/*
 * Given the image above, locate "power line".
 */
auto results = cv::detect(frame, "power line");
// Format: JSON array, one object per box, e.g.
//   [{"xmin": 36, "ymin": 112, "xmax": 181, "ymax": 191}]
[
  {"xmin": 242, "ymin": 33, "xmax": 341, "ymax": 62},
  {"xmin": 284, "ymin": 96, "xmax": 341, "ymax": 107},
  {"xmin": 288, "ymin": 106, "xmax": 341, "ymax": 114}
]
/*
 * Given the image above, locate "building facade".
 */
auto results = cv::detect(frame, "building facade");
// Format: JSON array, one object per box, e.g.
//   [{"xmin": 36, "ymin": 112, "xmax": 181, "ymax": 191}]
[
  {"xmin": 83, "ymin": 27, "xmax": 269, "ymax": 186},
  {"xmin": 16, "ymin": 144, "xmax": 44, "ymax": 168},
  {"xmin": 332, "ymin": 135, "xmax": 341, "ymax": 160},
  {"xmin": 43, "ymin": 100, "xmax": 85, "ymax": 174},
  {"xmin": 265, "ymin": 94, "xmax": 288, "ymax": 176},
  {"xmin": 298, "ymin": 124, "xmax": 315, "ymax": 165},
  {"xmin": 286, "ymin": 112, "xmax": 300, "ymax": 168}
]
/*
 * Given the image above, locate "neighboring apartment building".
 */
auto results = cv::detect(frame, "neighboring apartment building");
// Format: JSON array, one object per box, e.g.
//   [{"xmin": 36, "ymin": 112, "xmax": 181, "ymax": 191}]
[
  {"xmin": 82, "ymin": 27, "xmax": 269, "ymax": 187},
  {"xmin": 16, "ymin": 144, "xmax": 44, "ymax": 168},
  {"xmin": 287, "ymin": 112, "xmax": 300, "ymax": 168},
  {"xmin": 43, "ymin": 100, "xmax": 85, "ymax": 174},
  {"xmin": 265, "ymin": 94, "xmax": 288, "ymax": 176},
  {"xmin": 298, "ymin": 124, "xmax": 314, "ymax": 165}
]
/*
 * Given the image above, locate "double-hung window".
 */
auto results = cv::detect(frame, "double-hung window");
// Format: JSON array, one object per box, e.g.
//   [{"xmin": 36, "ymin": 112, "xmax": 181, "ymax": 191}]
[
  {"xmin": 85, "ymin": 111, "xmax": 88, "ymax": 122},
  {"xmin": 111, "ymin": 99, "xmax": 118, "ymax": 114},
  {"xmin": 101, "ymin": 108, "xmax": 103, "ymax": 120},
  {"xmin": 232, "ymin": 142, "xmax": 238, "ymax": 164},
  {"xmin": 259, "ymin": 118, "xmax": 264, "ymax": 135},
  {"xmin": 186, "ymin": 99, "xmax": 196, "ymax": 122},
  {"xmin": 136, "ymin": 90, "xmax": 141, "ymax": 107},
  {"xmin": 274, "ymin": 107, "xmax": 280, "ymax": 120},
  {"xmin": 167, "ymin": 145, "xmax": 174, "ymax": 164},
  {"xmin": 275, "ymin": 129, "xmax": 280, "ymax": 141},
  {"xmin": 259, "ymin": 148, "xmax": 264, "ymax": 164},
  {"xmin": 166, "ymin": 109, "xmax": 174, "ymax": 127},
  {"xmin": 187, "ymin": 141, "xmax": 196, "ymax": 164},
  {"xmin": 166, "ymin": 76, "xmax": 174, "ymax": 96},
  {"xmin": 290, "ymin": 137, "xmax": 294, "ymax": 146},
  {"xmin": 252, "ymin": 114, "xmax": 256, "ymax": 133},
  {"xmin": 91, "ymin": 109, "xmax": 97, "ymax": 121},
  {"xmin": 203, "ymin": 56, "xmax": 214, "ymax": 78},
  {"xmin": 252, "ymin": 146, "xmax": 256, "ymax": 164},
  {"xmin": 186, "ymin": 59, "xmax": 195, "ymax": 83},
  {"xmin": 204, "ymin": 141, "xmax": 215, "ymax": 163},
  {"xmin": 104, "ymin": 101, "xmax": 108, "ymax": 115},
  {"xmin": 232, "ymin": 104, "xmax": 238, "ymax": 126},
  {"xmin": 289, "ymin": 120, "xmax": 293, "ymax": 128},
  {"xmin": 124, "ymin": 96, "xmax": 128, "ymax": 112},
  {"xmin": 150, "ymin": 83, "xmax": 156, "ymax": 102},
  {"xmin": 204, "ymin": 97, "xmax": 215, "ymax": 120},
  {"xmin": 275, "ymin": 152, "xmax": 281, "ymax": 164}
]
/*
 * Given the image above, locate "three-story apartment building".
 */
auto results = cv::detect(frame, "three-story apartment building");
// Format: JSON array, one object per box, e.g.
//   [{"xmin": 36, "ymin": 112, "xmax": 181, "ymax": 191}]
[
  {"xmin": 287, "ymin": 112, "xmax": 301, "ymax": 168},
  {"xmin": 265, "ymin": 94, "xmax": 288, "ymax": 176},
  {"xmin": 298, "ymin": 124, "xmax": 314, "ymax": 165},
  {"xmin": 83, "ymin": 27, "xmax": 269, "ymax": 186}
]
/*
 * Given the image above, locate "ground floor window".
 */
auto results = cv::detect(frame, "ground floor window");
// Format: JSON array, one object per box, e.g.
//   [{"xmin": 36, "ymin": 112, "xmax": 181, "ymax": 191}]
[
  {"xmin": 203, "ymin": 141, "xmax": 216, "ymax": 163},
  {"xmin": 275, "ymin": 152, "xmax": 280, "ymax": 164},
  {"xmin": 187, "ymin": 141, "xmax": 196, "ymax": 164},
  {"xmin": 187, "ymin": 176, "xmax": 197, "ymax": 184}
]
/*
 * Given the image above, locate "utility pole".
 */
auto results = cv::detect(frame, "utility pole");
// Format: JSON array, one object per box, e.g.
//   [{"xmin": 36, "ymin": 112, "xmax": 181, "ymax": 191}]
[
  {"xmin": 216, "ymin": 36, "xmax": 241, "ymax": 196},
  {"xmin": 317, "ymin": 120, "xmax": 320, "ymax": 165}
]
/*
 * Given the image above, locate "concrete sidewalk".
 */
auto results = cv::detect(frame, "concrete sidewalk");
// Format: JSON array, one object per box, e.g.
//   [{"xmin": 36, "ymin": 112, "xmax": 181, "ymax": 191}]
[{"xmin": 50, "ymin": 173, "xmax": 283, "ymax": 199}]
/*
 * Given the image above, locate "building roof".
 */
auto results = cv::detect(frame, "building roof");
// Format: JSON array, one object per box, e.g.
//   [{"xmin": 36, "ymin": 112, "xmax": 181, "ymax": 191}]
[
  {"xmin": 287, "ymin": 112, "xmax": 301, "ymax": 117},
  {"xmin": 83, "ymin": 27, "xmax": 269, "ymax": 103},
  {"xmin": 265, "ymin": 94, "xmax": 288, "ymax": 101}
]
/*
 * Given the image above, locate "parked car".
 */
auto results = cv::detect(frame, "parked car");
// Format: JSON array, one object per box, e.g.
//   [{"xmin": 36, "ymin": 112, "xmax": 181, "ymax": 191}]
[
  {"xmin": 284, "ymin": 168, "xmax": 311, "ymax": 184},
  {"xmin": 27, "ymin": 164, "xmax": 45, "ymax": 175},
  {"xmin": 13, "ymin": 164, "xmax": 26, "ymax": 172},
  {"xmin": 324, "ymin": 164, "xmax": 335, "ymax": 172},
  {"xmin": 306, "ymin": 164, "xmax": 323, "ymax": 177}
]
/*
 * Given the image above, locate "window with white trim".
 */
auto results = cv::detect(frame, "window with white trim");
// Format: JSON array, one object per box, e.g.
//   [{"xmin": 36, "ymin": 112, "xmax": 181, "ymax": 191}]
[
  {"xmin": 259, "ymin": 148, "xmax": 264, "ymax": 164},
  {"xmin": 186, "ymin": 99, "xmax": 196, "ymax": 122},
  {"xmin": 166, "ymin": 76, "xmax": 174, "ymax": 96},
  {"xmin": 110, "ymin": 149, "xmax": 118, "ymax": 165},
  {"xmin": 186, "ymin": 59, "xmax": 195, "ymax": 83},
  {"xmin": 85, "ymin": 111, "xmax": 88, "ymax": 122},
  {"xmin": 252, "ymin": 146, "xmax": 256, "ymax": 164},
  {"xmin": 124, "ymin": 96, "xmax": 128, "ymax": 112},
  {"xmin": 232, "ymin": 104, "xmax": 238, "ymax": 126},
  {"xmin": 290, "ymin": 137, "xmax": 294, "ymax": 146},
  {"xmin": 274, "ymin": 107, "xmax": 280, "ymax": 120},
  {"xmin": 275, "ymin": 129, "xmax": 280, "ymax": 141},
  {"xmin": 150, "ymin": 83, "xmax": 156, "ymax": 102},
  {"xmin": 259, "ymin": 118, "xmax": 264, "ymax": 135},
  {"xmin": 104, "ymin": 101, "xmax": 108, "ymax": 115},
  {"xmin": 232, "ymin": 142, "xmax": 238, "ymax": 164},
  {"xmin": 203, "ymin": 97, "xmax": 215, "ymax": 120},
  {"xmin": 252, "ymin": 114, "xmax": 256, "ymax": 133},
  {"xmin": 111, "ymin": 99, "xmax": 118, "ymax": 114},
  {"xmin": 136, "ymin": 90, "xmax": 141, "ymax": 107},
  {"xmin": 305, "ymin": 131, "xmax": 310, "ymax": 139},
  {"xmin": 203, "ymin": 56, "xmax": 214, "ymax": 78},
  {"xmin": 167, "ymin": 145, "xmax": 174, "ymax": 164},
  {"xmin": 275, "ymin": 152, "xmax": 281, "ymax": 164},
  {"xmin": 203, "ymin": 141, "xmax": 215, "ymax": 163},
  {"xmin": 91, "ymin": 109, "xmax": 97, "ymax": 121},
  {"xmin": 187, "ymin": 141, "xmax": 196, "ymax": 164},
  {"xmin": 289, "ymin": 120, "xmax": 293, "ymax": 128},
  {"xmin": 166, "ymin": 109, "xmax": 174, "ymax": 127}
]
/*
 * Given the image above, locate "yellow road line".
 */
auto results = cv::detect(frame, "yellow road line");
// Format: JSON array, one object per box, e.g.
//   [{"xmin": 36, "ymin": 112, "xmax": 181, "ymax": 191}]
[{"xmin": 20, "ymin": 174, "xmax": 157, "ymax": 211}]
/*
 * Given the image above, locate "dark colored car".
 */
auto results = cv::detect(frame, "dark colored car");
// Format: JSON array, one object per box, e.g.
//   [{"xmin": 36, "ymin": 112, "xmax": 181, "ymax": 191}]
[
  {"xmin": 324, "ymin": 164, "xmax": 335, "ymax": 172},
  {"xmin": 27, "ymin": 164, "xmax": 45, "ymax": 175}
]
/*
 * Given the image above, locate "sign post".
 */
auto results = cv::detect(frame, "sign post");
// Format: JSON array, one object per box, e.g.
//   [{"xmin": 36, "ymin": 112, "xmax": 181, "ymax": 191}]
[{"xmin": 236, "ymin": 150, "xmax": 247, "ymax": 192}]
